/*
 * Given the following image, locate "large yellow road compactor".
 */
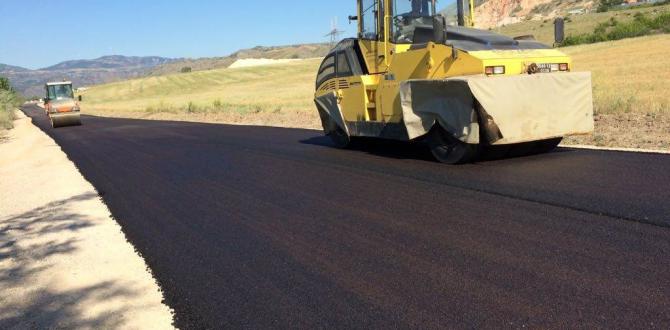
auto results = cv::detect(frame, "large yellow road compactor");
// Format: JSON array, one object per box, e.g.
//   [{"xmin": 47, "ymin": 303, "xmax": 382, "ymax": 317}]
[
  {"xmin": 44, "ymin": 81, "xmax": 82, "ymax": 128},
  {"xmin": 314, "ymin": 0, "xmax": 594, "ymax": 164}
]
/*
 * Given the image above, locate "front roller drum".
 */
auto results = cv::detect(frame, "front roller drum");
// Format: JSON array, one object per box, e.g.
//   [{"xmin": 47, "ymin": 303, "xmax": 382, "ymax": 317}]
[{"xmin": 50, "ymin": 112, "xmax": 81, "ymax": 128}]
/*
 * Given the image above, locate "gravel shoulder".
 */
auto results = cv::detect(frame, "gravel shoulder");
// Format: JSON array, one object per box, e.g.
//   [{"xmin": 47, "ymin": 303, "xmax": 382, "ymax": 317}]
[{"xmin": 0, "ymin": 110, "xmax": 174, "ymax": 329}]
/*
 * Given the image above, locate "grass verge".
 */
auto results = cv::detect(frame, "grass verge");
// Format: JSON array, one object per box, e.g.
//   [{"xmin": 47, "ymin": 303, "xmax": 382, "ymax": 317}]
[
  {"xmin": 0, "ymin": 90, "xmax": 20, "ymax": 132},
  {"xmin": 562, "ymin": 35, "xmax": 670, "ymax": 149}
]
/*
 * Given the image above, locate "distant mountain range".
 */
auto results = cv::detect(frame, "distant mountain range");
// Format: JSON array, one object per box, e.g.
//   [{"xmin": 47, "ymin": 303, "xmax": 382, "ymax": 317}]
[
  {"xmin": 42, "ymin": 55, "xmax": 175, "ymax": 71},
  {"xmin": 0, "ymin": 55, "xmax": 178, "ymax": 97}
]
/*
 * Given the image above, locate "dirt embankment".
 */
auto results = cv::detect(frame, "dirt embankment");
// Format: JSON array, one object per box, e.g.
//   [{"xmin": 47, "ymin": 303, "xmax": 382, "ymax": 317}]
[
  {"xmin": 0, "ymin": 110, "xmax": 174, "ymax": 329},
  {"xmin": 475, "ymin": 0, "xmax": 596, "ymax": 29}
]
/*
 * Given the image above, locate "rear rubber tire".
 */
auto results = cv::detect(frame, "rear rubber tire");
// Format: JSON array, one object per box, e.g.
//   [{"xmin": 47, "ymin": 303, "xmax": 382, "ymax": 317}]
[{"xmin": 427, "ymin": 125, "xmax": 479, "ymax": 164}]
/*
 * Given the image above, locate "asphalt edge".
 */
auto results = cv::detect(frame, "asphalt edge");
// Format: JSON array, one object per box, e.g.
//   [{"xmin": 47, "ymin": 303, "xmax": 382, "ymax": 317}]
[
  {"xmin": 561, "ymin": 144, "xmax": 670, "ymax": 155},
  {"xmin": 9, "ymin": 106, "xmax": 177, "ymax": 328}
]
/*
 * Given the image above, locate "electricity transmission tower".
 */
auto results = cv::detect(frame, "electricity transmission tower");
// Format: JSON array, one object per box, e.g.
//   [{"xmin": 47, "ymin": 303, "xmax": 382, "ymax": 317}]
[{"xmin": 324, "ymin": 17, "xmax": 345, "ymax": 45}]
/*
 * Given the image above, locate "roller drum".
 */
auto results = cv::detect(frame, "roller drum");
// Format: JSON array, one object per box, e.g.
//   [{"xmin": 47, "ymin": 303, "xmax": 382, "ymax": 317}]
[{"xmin": 50, "ymin": 112, "xmax": 81, "ymax": 128}]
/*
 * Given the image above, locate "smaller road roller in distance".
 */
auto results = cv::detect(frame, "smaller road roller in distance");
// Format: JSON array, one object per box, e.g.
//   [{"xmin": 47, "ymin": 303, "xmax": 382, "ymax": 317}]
[
  {"xmin": 314, "ymin": 0, "xmax": 594, "ymax": 164},
  {"xmin": 44, "ymin": 81, "xmax": 82, "ymax": 128}
]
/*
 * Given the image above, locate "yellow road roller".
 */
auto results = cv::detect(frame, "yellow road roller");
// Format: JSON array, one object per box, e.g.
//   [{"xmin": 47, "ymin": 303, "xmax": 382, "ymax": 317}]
[
  {"xmin": 314, "ymin": 0, "xmax": 594, "ymax": 164},
  {"xmin": 44, "ymin": 81, "xmax": 82, "ymax": 128}
]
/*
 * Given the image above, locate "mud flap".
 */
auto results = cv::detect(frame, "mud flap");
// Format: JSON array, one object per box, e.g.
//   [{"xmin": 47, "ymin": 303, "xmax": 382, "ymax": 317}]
[
  {"xmin": 314, "ymin": 92, "xmax": 348, "ymax": 135},
  {"xmin": 400, "ymin": 80, "xmax": 480, "ymax": 143},
  {"xmin": 400, "ymin": 72, "xmax": 594, "ymax": 145}
]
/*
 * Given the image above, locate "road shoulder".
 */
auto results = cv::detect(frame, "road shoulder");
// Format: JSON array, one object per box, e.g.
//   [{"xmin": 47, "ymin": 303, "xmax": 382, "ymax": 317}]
[{"xmin": 0, "ymin": 110, "xmax": 174, "ymax": 328}]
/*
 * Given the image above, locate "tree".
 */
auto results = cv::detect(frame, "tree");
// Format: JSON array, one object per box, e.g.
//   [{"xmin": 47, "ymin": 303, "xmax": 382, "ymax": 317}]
[
  {"xmin": 0, "ymin": 76, "xmax": 14, "ymax": 92},
  {"xmin": 180, "ymin": 67, "xmax": 192, "ymax": 73}
]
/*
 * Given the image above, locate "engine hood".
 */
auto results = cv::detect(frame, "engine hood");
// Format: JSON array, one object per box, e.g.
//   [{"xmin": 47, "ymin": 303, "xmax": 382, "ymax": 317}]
[{"xmin": 446, "ymin": 26, "xmax": 551, "ymax": 52}]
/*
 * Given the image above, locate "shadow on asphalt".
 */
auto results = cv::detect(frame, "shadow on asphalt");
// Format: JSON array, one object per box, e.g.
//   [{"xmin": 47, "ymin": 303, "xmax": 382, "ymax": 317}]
[
  {"xmin": 301, "ymin": 135, "xmax": 577, "ymax": 164},
  {"xmin": 0, "ymin": 193, "xmax": 138, "ymax": 329},
  {"xmin": 300, "ymin": 135, "xmax": 438, "ymax": 162}
]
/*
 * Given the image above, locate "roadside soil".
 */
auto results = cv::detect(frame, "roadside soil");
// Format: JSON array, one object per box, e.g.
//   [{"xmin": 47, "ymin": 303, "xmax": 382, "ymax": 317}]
[
  {"xmin": 0, "ymin": 111, "xmax": 174, "ymax": 329},
  {"xmin": 564, "ymin": 112, "xmax": 670, "ymax": 150}
]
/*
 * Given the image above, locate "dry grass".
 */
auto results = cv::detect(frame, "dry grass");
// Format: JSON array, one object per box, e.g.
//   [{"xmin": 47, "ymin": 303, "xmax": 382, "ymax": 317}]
[
  {"xmin": 562, "ymin": 34, "xmax": 670, "ymax": 149},
  {"xmin": 81, "ymin": 59, "xmax": 323, "ymax": 129},
  {"xmin": 565, "ymin": 34, "xmax": 670, "ymax": 114}
]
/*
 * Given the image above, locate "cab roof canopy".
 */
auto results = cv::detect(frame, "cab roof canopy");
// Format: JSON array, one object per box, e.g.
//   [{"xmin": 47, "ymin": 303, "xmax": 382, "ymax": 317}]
[{"xmin": 46, "ymin": 81, "xmax": 72, "ymax": 86}]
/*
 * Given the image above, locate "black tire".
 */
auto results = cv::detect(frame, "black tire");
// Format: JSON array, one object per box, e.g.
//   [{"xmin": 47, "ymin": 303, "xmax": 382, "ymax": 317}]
[
  {"xmin": 328, "ymin": 127, "xmax": 351, "ymax": 149},
  {"xmin": 427, "ymin": 125, "xmax": 479, "ymax": 164}
]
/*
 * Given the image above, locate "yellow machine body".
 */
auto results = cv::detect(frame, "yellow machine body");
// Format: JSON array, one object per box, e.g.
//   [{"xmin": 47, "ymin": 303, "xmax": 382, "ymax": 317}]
[{"xmin": 314, "ymin": 0, "xmax": 594, "ymax": 162}]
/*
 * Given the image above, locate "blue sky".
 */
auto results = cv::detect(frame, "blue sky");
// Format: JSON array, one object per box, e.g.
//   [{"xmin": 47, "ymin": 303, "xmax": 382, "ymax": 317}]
[{"xmin": 0, "ymin": 0, "xmax": 358, "ymax": 69}]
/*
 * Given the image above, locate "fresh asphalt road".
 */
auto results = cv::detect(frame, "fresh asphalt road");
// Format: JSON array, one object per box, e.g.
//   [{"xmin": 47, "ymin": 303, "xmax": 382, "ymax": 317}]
[{"xmin": 22, "ymin": 105, "xmax": 670, "ymax": 328}]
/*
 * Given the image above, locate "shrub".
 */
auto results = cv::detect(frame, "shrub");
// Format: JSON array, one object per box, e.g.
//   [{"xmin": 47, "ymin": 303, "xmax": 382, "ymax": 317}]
[
  {"xmin": 0, "ymin": 90, "xmax": 20, "ymax": 130},
  {"xmin": 560, "ymin": 12, "xmax": 670, "ymax": 47},
  {"xmin": 0, "ymin": 77, "xmax": 14, "ymax": 92},
  {"xmin": 598, "ymin": 0, "xmax": 625, "ymax": 13},
  {"xmin": 607, "ymin": 20, "xmax": 650, "ymax": 40}
]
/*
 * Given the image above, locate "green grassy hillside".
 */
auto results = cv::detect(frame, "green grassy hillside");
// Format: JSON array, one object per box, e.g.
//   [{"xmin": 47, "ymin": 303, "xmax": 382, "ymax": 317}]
[{"xmin": 496, "ymin": 4, "xmax": 670, "ymax": 45}]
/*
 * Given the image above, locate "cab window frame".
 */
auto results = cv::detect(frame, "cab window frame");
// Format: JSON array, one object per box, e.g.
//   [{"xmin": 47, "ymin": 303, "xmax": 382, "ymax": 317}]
[
  {"xmin": 389, "ymin": 0, "xmax": 438, "ymax": 44},
  {"xmin": 360, "ymin": 0, "xmax": 379, "ymax": 40},
  {"xmin": 336, "ymin": 51, "xmax": 353, "ymax": 78},
  {"xmin": 316, "ymin": 54, "xmax": 336, "ymax": 89}
]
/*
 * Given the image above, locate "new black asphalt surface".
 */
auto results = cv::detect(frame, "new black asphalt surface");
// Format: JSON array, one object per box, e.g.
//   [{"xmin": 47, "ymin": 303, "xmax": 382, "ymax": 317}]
[{"xmin": 21, "ymin": 105, "xmax": 670, "ymax": 328}]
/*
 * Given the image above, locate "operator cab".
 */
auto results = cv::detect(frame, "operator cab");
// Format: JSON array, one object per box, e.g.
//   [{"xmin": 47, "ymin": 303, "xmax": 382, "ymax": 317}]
[
  {"xmin": 45, "ymin": 82, "xmax": 75, "ymax": 102},
  {"xmin": 391, "ymin": 0, "xmax": 471, "ymax": 44}
]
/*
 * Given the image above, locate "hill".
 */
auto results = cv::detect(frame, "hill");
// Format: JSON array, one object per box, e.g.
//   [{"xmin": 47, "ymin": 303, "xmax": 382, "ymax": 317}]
[
  {"xmin": 1, "ymin": 55, "xmax": 178, "ymax": 97},
  {"xmin": 1, "ymin": 43, "xmax": 333, "ymax": 97},
  {"xmin": 43, "ymin": 55, "xmax": 175, "ymax": 71},
  {"xmin": 496, "ymin": 3, "xmax": 670, "ymax": 44},
  {"xmin": 80, "ymin": 58, "xmax": 323, "ymax": 129},
  {"xmin": 0, "ymin": 64, "xmax": 29, "ymax": 73},
  {"xmin": 147, "ymin": 43, "xmax": 332, "ymax": 76}
]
